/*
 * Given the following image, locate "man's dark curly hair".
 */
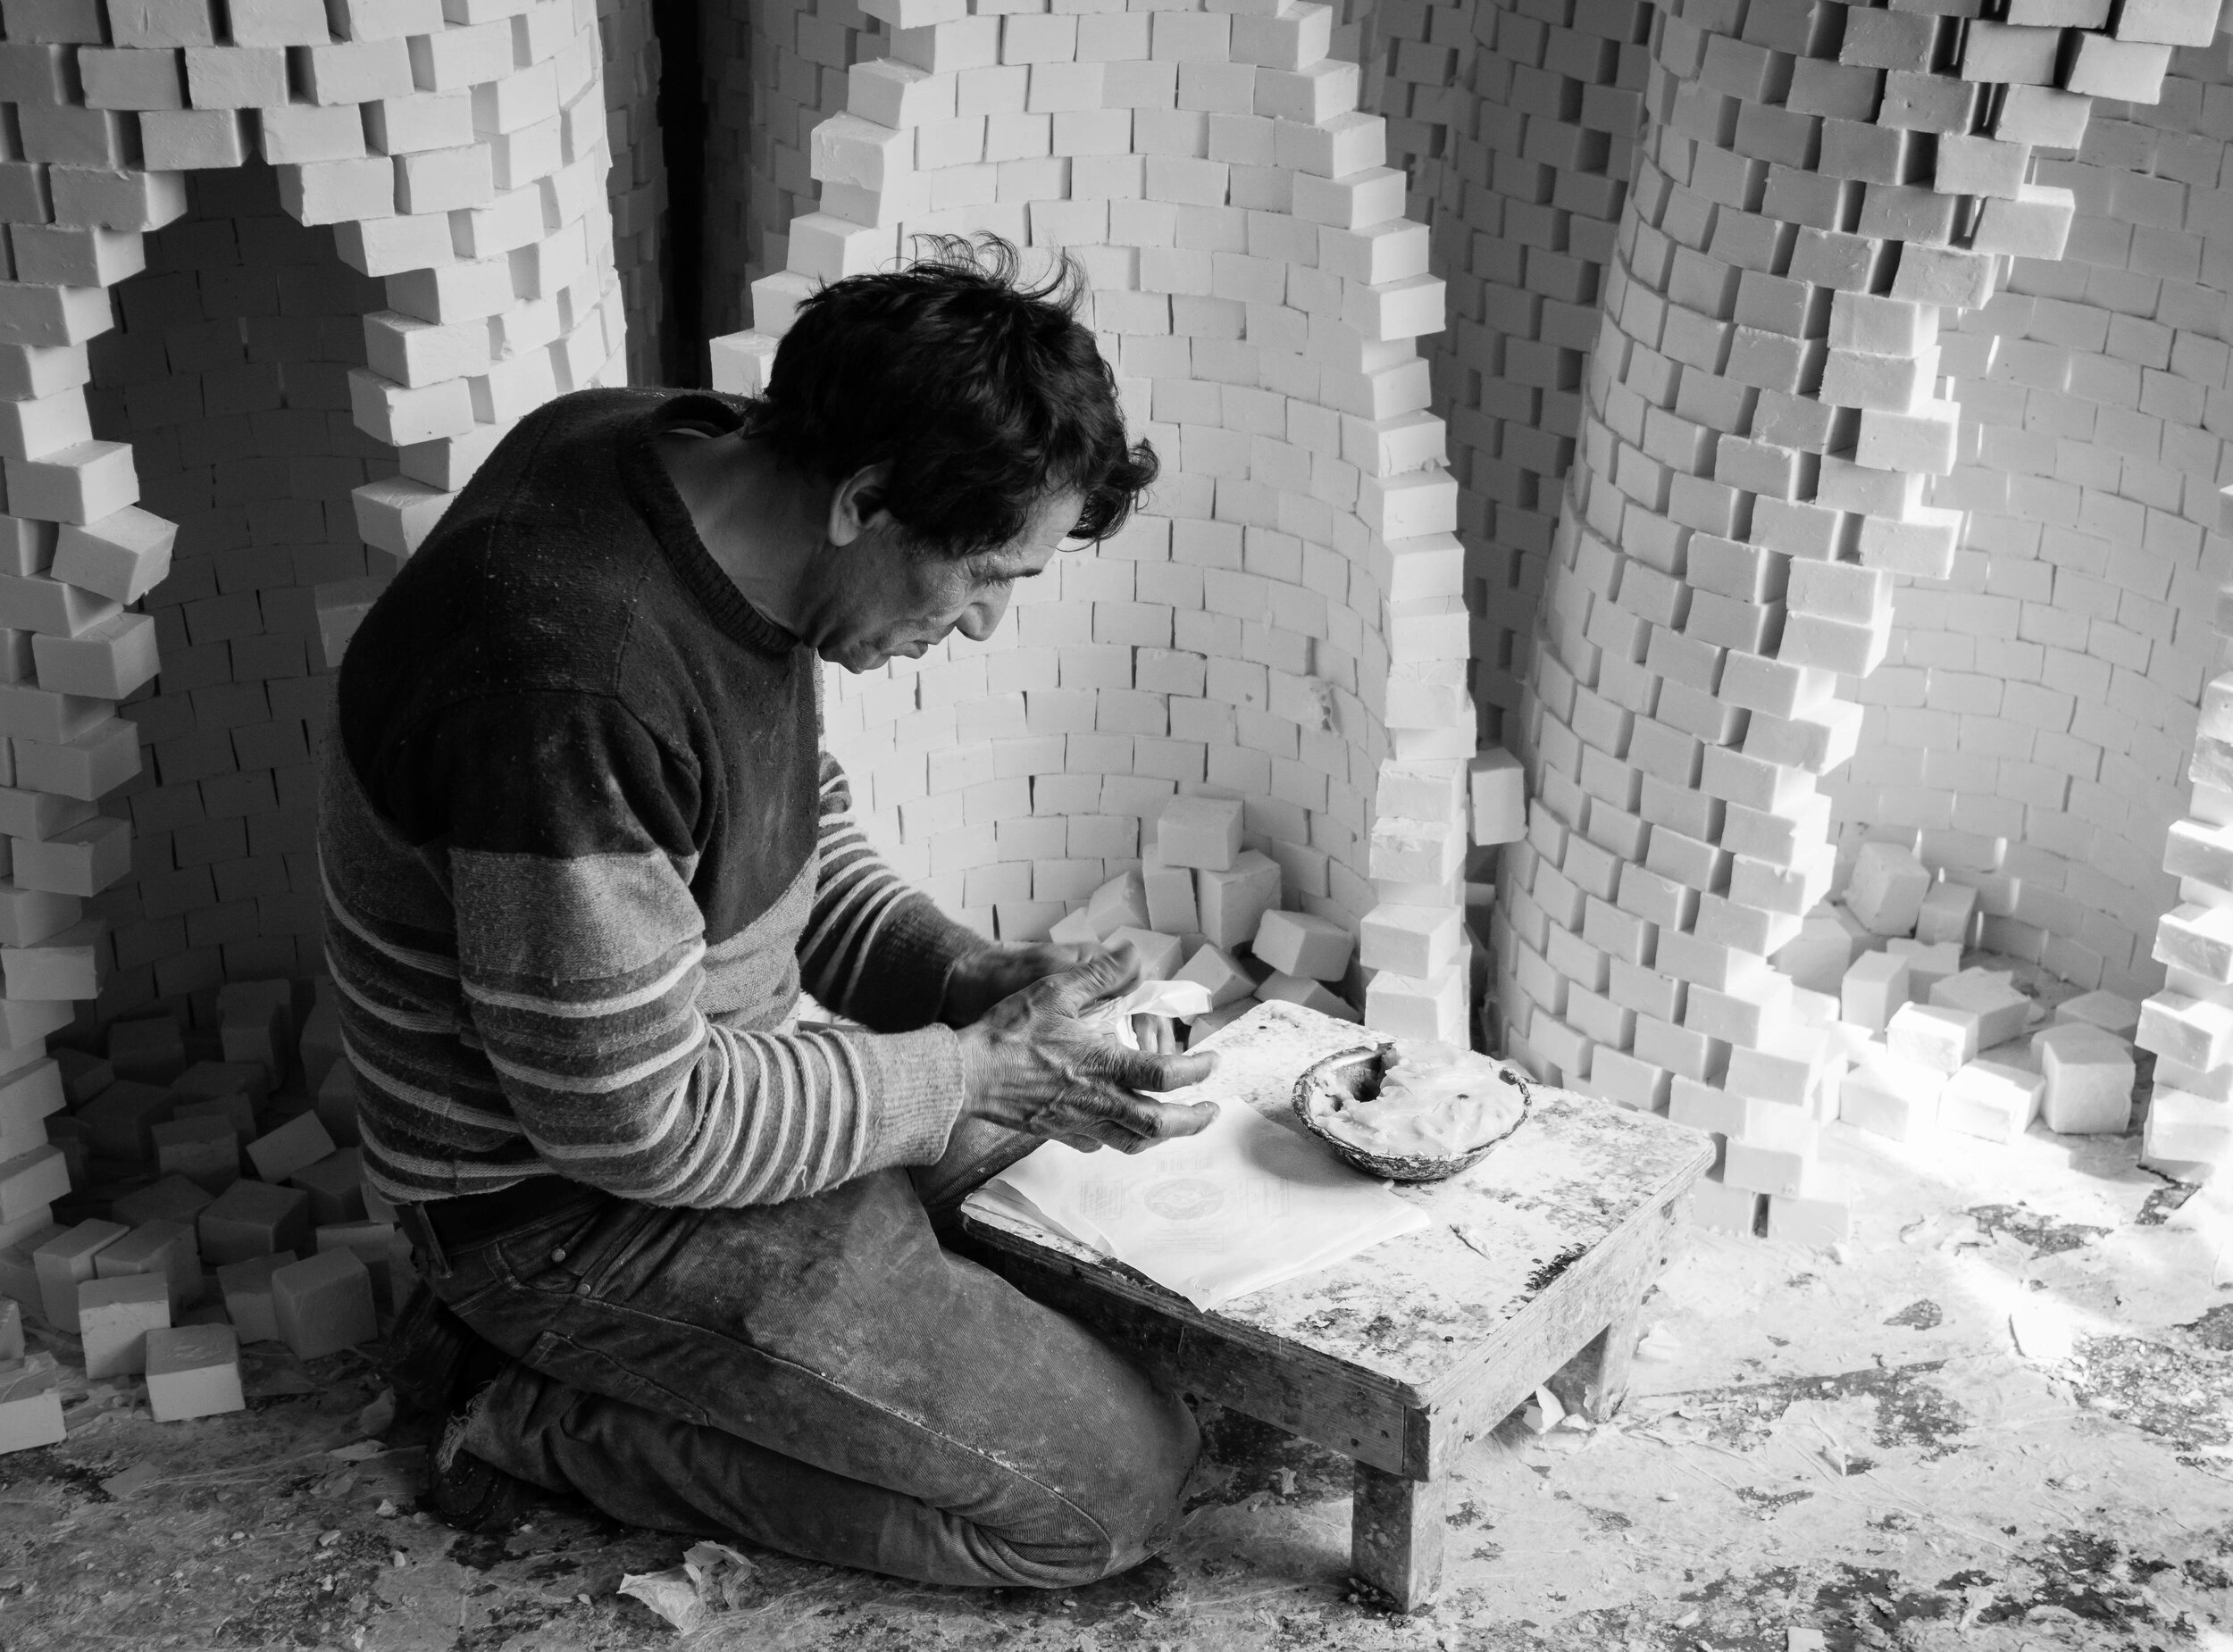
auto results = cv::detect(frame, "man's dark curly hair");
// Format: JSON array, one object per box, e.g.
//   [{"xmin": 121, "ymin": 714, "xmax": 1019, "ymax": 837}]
[{"xmin": 741, "ymin": 235, "xmax": 1158, "ymax": 559}]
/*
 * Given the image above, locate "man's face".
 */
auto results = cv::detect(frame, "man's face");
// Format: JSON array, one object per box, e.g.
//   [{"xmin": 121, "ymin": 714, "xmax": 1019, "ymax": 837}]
[{"xmin": 814, "ymin": 488, "xmax": 1082, "ymax": 673}]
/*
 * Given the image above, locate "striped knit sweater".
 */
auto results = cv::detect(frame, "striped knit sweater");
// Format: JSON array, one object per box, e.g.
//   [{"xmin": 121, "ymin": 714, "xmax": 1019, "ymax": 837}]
[{"xmin": 320, "ymin": 388, "xmax": 990, "ymax": 1209}]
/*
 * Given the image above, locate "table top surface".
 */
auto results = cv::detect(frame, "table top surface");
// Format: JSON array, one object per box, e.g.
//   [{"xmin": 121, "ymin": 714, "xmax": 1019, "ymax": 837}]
[{"xmin": 963, "ymin": 1000, "xmax": 1717, "ymax": 1402}]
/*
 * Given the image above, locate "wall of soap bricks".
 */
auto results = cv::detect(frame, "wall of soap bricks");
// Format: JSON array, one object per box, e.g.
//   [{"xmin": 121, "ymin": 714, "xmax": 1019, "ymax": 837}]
[
  {"xmin": 696, "ymin": 0, "xmax": 886, "ymax": 339},
  {"xmin": 707, "ymin": 0, "xmax": 1478, "ymax": 1041},
  {"xmin": 598, "ymin": 0, "xmax": 671, "ymax": 382},
  {"xmin": 1485, "ymin": 0, "xmax": 2212, "ymax": 1235},
  {"xmin": 1830, "ymin": 33, "xmax": 2233, "ymax": 1005},
  {"xmin": 84, "ymin": 163, "xmax": 385, "ymax": 1022},
  {"xmin": 2120, "ymin": 37, "xmax": 2233, "ymax": 1184},
  {"xmin": 1401, "ymin": 0, "xmax": 1649, "ymax": 760},
  {"xmin": 0, "ymin": 0, "xmax": 629, "ymax": 1173}
]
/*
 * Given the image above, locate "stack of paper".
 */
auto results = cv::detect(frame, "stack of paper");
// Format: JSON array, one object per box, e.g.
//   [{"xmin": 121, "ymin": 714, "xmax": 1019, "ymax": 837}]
[{"xmin": 968, "ymin": 1095, "xmax": 1428, "ymax": 1311}]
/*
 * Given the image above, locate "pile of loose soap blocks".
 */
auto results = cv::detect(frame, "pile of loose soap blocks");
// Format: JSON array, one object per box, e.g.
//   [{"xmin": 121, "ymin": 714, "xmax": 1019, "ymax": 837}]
[
  {"xmin": 1053, "ymin": 761, "xmax": 1519, "ymax": 1045},
  {"xmin": 0, "ymin": 979, "xmax": 389, "ymax": 1453}
]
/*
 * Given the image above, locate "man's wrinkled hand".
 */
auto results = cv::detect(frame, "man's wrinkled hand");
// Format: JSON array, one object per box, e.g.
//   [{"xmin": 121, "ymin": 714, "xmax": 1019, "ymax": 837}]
[
  {"xmin": 956, "ymin": 946, "xmax": 1218, "ymax": 1153},
  {"xmin": 941, "ymin": 941, "xmax": 1105, "ymax": 1028}
]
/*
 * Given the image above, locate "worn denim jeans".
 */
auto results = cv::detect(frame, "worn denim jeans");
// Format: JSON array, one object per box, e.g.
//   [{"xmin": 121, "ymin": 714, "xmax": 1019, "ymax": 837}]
[{"xmin": 412, "ymin": 1167, "xmax": 1200, "ymax": 1588}]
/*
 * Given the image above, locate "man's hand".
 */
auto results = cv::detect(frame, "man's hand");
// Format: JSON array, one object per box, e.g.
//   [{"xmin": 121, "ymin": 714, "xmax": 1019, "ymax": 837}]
[
  {"xmin": 941, "ymin": 941, "xmax": 1104, "ymax": 1028},
  {"xmin": 956, "ymin": 947, "xmax": 1218, "ymax": 1153}
]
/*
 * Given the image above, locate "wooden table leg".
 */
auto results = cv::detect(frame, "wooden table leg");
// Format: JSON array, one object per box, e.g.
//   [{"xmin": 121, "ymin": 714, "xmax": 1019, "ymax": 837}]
[
  {"xmin": 1350, "ymin": 1461, "xmax": 1449, "ymax": 1612},
  {"xmin": 1546, "ymin": 1193, "xmax": 1677, "ymax": 1423},
  {"xmin": 1546, "ymin": 1309, "xmax": 1639, "ymax": 1424}
]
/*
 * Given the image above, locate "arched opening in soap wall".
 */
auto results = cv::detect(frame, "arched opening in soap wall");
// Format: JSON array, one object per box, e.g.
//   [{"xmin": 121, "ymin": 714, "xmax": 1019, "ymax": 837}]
[{"xmin": 80, "ymin": 162, "xmax": 394, "ymax": 1028}]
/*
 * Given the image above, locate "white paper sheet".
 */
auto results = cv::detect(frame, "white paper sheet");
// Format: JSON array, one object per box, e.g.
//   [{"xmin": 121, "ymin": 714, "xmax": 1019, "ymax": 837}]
[
  {"xmin": 967, "ymin": 1085, "xmax": 1427, "ymax": 1311},
  {"xmin": 1081, "ymin": 978, "xmax": 1213, "ymax": 1047}
]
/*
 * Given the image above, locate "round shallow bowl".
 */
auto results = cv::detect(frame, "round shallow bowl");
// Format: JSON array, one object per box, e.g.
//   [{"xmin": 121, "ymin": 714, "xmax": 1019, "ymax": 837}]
[{"xmin": 1292, "ymin": 1043, "xmax": 1531, "ymax": 1182}]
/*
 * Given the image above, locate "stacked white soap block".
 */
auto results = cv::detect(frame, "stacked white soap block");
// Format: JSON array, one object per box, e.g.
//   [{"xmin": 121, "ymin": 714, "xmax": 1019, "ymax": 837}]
[
  {"xmin": 1484, "ymin": 0, "xmax": 2207, "ymax": 1245},
  {"xmin": 698, "ymin": 0, "xmax": 889, "ymax": 337},
  {"xmin": 1376, "ymin": 0, "xmax": 1650, "ymax": 756},
  {"xmin": 2139, "ymin": 486, "xmax": 2233, "ymax": 1183},
  {"xmin": 707, "ymin": 0, "xmax": 1479, "ymax": 1046}
]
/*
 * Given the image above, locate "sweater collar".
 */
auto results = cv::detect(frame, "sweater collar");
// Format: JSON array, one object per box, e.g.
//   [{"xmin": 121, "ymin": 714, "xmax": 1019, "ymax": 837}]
[{"xmin": 619, "ymin": 390, "xmax": 804, "ymax": 658}]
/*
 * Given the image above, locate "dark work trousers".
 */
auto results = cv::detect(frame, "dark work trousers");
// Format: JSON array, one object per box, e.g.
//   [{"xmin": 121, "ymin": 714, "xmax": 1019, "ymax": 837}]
[{"xmin": 404, "ymin": 1168, "xmax": 1200, "ymax": 1588}]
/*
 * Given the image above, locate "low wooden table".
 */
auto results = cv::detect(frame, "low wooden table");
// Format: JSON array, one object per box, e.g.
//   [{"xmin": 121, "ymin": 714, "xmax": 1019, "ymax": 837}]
[{"xmin": 958, "ymin": 1001, "xmax": 1716, "ymax": 1610}]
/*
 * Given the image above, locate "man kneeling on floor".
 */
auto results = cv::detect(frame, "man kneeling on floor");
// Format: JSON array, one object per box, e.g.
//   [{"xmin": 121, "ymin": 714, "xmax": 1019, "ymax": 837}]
[{"xmin": 319, "ymin": 238, "xmax": 1222, "ymax": 1589}]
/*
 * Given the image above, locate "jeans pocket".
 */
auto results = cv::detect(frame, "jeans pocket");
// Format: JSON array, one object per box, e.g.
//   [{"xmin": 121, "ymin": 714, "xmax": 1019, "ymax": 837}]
[{"xmin": 524, "ymin": 1325, "xmax": 713, "ymax": 1429}]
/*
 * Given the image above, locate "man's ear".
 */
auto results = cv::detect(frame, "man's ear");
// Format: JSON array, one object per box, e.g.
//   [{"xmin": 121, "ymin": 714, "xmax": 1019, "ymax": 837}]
[{"xmin": 827, "ymin": 462, "xmax": 894, "ymax": 548}]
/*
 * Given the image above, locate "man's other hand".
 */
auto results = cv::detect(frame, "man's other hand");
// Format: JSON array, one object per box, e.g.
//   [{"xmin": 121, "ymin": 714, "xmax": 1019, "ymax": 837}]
[
  {"xmin": 956, "ymin": 946, "xmax": 1218, "ymax": 1153},
  {"xmin": 941, "ymin": 940, "xmax": 1104, "ymax": 1028}
]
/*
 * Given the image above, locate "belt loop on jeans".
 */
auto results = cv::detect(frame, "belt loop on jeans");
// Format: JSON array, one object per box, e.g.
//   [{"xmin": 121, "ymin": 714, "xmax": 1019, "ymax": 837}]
[{"xmin": 395, "ymin": 1203, "xmax": 451, "ymax": 1281}]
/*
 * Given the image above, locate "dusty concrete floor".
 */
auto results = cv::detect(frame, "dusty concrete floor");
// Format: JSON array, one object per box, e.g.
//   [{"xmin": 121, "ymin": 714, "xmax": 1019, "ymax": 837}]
[{"xmin": 1, "ymin": 1088, "xmax": 2229, "ymax": 1650}]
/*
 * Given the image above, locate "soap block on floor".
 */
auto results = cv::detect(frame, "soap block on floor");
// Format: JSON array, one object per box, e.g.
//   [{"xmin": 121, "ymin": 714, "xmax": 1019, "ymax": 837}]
[
  {"xmin": 75, "ymin": 1079, "xmax": 176, "ymax": 1162},
  {"xmin": 0, "ymin": 1223, "xmax": 63, "ymax": 1320},
  {"xmin": 173, "ymin": 1091, "xmax": 256, "ymax": 1145},
  {"xmin": 1259, "ymin": 972, "xmax": 1360, "ymax": 1022},
  {"xmin": 1766, "ymin": 1193, "xmax": 1851, "ymax": 1245},
  {"xmin": 289, "ymin": 1147, "xmax": 365, "ymax": 1226},
  {"xmin": 1720, "ymin": 1109, "xmax": 1823, "ymax": 1199},
  {"xmin": 0, "ymin": 1383, "xmax": 64, "ymax": 1452},
  {"xmin": 216, "ymin": 1253, "xmax": 293, "ymax": 1344},
  {"xmin": 199, "ymin": 1179, "xmax": 313, "ymax": 1266},
  {"xmin": 1693, "ymin": 1176, "xmax": 1764, "ymax": 1237},
  {"xmin": 1047, "ymin": 907, "xmax": 1099, "ymax": 947},
  {"xmin": 1084, "ymin": 872, "xmax": 1150, "ymax": 941},
  {"xmin": 271, "ymin": 1248, "xmax": 378, "ymax": 1360},
  {"xmin": 94, "ymin": 1219, "xmax": 201, "ymax": 1312},
  {"xmin": 1887, "ymin": 1001, "xmax": 1980, "ymax": 1074},
  {"xmin": 33, "ymin": 1219, "xmax": 127, "ymax": 1332},
  {"xmin": 1840, "ymin": 949, "xmax": 1911, "ymax": 1031},
  {"xmin": 1846, "ymin": 843, "xmax": 1931, "ymax": 936},
  {"xmin": 1913, "ymin": 880, "xmax": 1978, "ymax": 945},
  {"xmin": 1156, "ymin": 795, "xmax": 1243, "ymax": 872},
  {"xmin": 2034, "ymin": 1023, "xmax": 2136, "ymax": 1134},
  {"xmin": 107, "ymin": 1016, "xmax": 186, "ymax": 1083},
  {"xmin": 79, "ymin": 1272, "xmax": 170, "ymax": 1378},
  {"xmin": 1103, "ymin": 925, "xmax": 1183, "ymax": 980},
  {"xmin": 247, "ymin": 1113, "xmax": 336, "ymax": 1185},
  {"xmin": 1175, "ymin": 943, "xmax": 1254, "ymax": 1012},
  {"xmin": 1142, "ymin": 858, "xmax": 1199, "ymax": 937},
  {"xmin": 1195, "ymin": 851, "xmax": 1283, "ymax": 949},
  {"xmin": 1839, "ymin": 1049, "xmax": 1944, "ymax": 1141},
  {"xmin": 217, "ymin": 980, "xmax": 294, "ymax": 1074},
  {"xmin": 1885, "ymin": 939, "xmax": 1961, "ymax": 995},
  {"xmin": 2054, "ymin": 990, "xmax": 2139, "ymax": 1039},
  {"xmin": 113, "ymin": 1173, "xmax": 216, "ymax": 1230},
  {"xmin": 172, "ymin": 1059, "xmax": 272, "ymax": 1109},
  {"xmin": 152, "ymin": 1114, "xmax": 242, "ymax": 1195},
  {"xmin": 314, "ymin": 1221, "xmax": 398, "ymax": 1308},
  {"xmin": 146, "ymin": 1323, "xmax": 245, "ymax": 1422},
  {"xmin": 1252, "ymin": 910, "xmax": 1354, "ymax": 982},
  {"xmin": 1930, "ymin": 969, "xmax": 2029, "ymax": 1048},
  {"xmin": 1940, "ymin": 1060, "xmax": 2045, "ymax": 1142}
]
